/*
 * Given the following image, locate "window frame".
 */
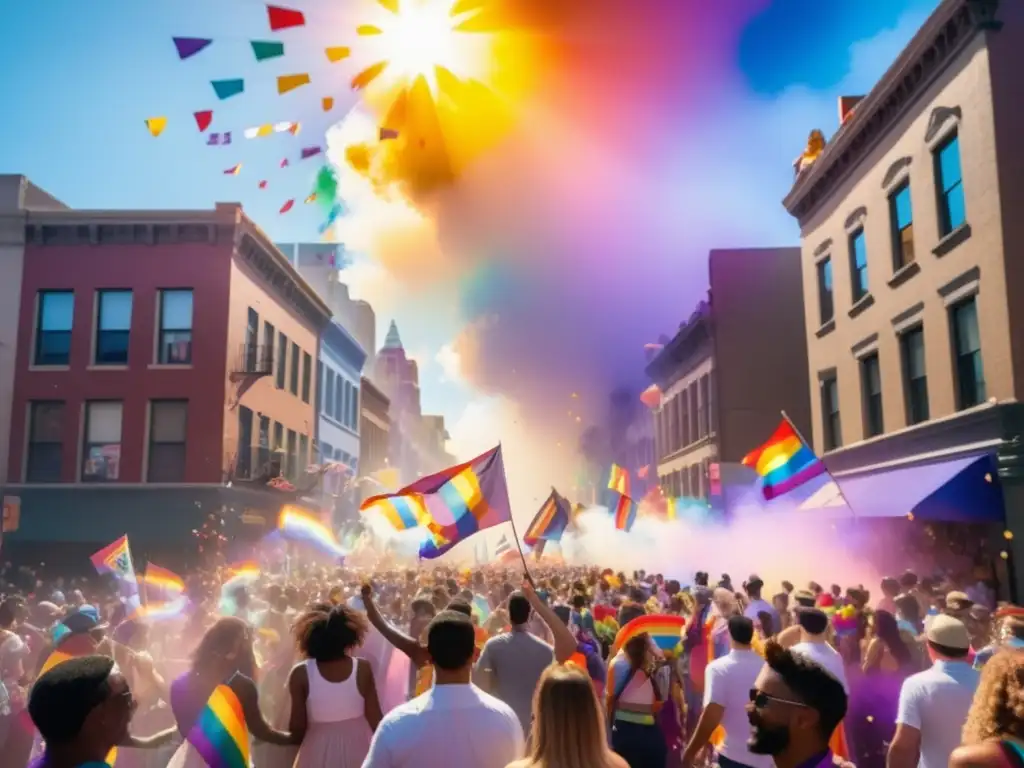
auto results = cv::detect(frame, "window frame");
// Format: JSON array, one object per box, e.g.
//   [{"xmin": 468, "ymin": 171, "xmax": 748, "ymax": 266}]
[
  {"xmin": 950, "ymin": 297, "xmax": 985, "ymax": 410},
  {"xmin": 816, "ymin": 257, "xmax": 834, "ymax": 326},
  {"xmin": 888, "ymin": 181, "xmax": 915, "ymax": 271},
  {"xmin": 848, "ymin": 228, "xmax": 869, "ymax": 302},
  {"xmin": 289, "ymin": 344, "xmax": 300, "ymax": 395},
  {"xmin": 157, "ymin": 289, "xmax": 194, "ymax": 365},
  {"xmin": 95, "ymin": 289, "xmax": 133, "ymax": 366},
  {"xmin": 301, "ymin": 352, "xmax": 312, "ymax": 403},
  {"xmin": 26, "ymin": 400, "xmax": 64, "ymax": 482},
  {"xmin": 147, "ymin": 399, "xmax": 188, "ymax": 483},
  {"xmin": 276, "ymin": 332, "xmax": 288, "ymax": 389},
  {"xmin": 34, "ymin": 290, "xmax": 75, "ymax": 367},
  {"xmin": 81, "ymin": 400, "xmax": 123, "ymax": 483},
  {"xmin": 900, "ymin": 326, "xmax": 929, "ymax": 426},
  {"xmin": 821, "ymin": 376, "xmax": 842, "ymax": 451},
  {"xmin": 859, "ymin": 353, "xmax": 883, "ymax": 438},
  {"xmin": 934, "ymin": 132, "xmax": 966, "ymax": 237}
]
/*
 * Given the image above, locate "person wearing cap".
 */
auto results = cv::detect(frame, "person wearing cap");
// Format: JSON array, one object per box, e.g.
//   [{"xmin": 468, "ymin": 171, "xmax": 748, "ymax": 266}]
[
  {"xmin": 945, "ymin": 590, "xmax": 974, "ymax": 618},
  {"xmin": 36, "ymin": 606, "xmax": 110, "ymax": 677},
  {"xmin": 743, "ymin": 576, "xmax": 779, "ymax": 638},
  {"xmin": 888, "ymin": 614, "xmax": 980, "ymax": 768}
]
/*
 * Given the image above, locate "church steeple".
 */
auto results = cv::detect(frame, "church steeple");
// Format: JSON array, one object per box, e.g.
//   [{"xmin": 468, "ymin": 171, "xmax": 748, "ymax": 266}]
[{"xmin": 383, "ymin": 320, "xmax": 403, "ymax": 350}]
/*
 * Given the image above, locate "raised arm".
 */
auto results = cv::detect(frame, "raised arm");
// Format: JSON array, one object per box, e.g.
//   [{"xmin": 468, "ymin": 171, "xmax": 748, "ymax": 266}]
[
  {"xmin": 361, "ymin": 584, "xmax": 430, "ymax": 667},
  {"xmin": 521, "ymin": 580, "xmax": 576, "ymax": 664}
]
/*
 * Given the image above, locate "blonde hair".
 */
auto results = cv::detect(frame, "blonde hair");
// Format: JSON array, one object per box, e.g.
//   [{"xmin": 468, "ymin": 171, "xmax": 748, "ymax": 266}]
[
  {"xmin": 528, "ymin": 664, "xmax": 619, "ymax": 768},
  {"xmin": 962, "ymin": 650, "xmax": 1024, "ymax": 744}
]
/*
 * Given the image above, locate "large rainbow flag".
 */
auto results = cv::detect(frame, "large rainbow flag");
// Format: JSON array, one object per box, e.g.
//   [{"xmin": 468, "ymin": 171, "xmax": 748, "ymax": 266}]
[
  {"xmin": 361, "ymin": 445, "xmax": 512, "ymax": 559},
  {"xmin": 742, "ymin": 417, "xmax": 826, "ymax": 500}
]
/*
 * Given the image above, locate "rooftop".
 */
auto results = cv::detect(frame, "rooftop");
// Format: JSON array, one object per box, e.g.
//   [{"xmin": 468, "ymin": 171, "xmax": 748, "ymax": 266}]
[{"xmin": 383, "ymin": 320, "xmax": 403, "ymax": 350}]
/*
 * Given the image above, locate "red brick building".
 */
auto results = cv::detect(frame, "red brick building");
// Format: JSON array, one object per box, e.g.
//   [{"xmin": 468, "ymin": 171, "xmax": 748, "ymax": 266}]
[{"xmin": 2, "ymin": 201, "xmax": 331, "ymax": 562}]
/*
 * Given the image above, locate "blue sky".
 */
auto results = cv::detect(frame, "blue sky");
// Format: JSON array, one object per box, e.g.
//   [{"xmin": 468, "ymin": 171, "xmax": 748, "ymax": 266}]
[{"xmin": 0, "ymin": 0, "xmax": 941, "ymax": 442}]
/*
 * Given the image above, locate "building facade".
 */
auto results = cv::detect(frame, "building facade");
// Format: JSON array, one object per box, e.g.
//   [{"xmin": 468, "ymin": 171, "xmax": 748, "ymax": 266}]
[
  {"xmin": 3, "ymin": 201, "xmax": 330, "ymax": 556},
  {"xmin": 358, "ymin": 375, "xmax": 390, "ymax": 501},
  {"xmin": 646, "ymin": 248, "xmax": 812, "ymax": 499},
  {"xmin": 316, "ymin": 318, "xmax": 365, "ymax": 508},
  {"xmin": 782, "ymin": 0, "xmax": 1024, "ymax": 594}
]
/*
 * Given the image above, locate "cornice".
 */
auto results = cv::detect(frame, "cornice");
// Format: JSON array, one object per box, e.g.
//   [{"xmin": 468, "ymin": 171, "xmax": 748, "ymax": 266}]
[{"xmin": 783, "ymin": 0, "xmax": 1001, "ymax": 225}]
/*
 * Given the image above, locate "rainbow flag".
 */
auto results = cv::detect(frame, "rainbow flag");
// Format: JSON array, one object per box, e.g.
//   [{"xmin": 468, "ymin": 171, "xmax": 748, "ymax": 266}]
[
  {"xmin": 363, "ymin": 492, "xmax": 430, "ymax": 531},
  {"xmin": 90, "ymin": 535, "xmax": 141, "ymax": 617},
  {"xmin": 742, "ymin": 418, "xmax": 826, "ymax": 500},
  {"xmin": 608, "ymin": 464, "xmax": 631, "ymax": 496},
  {"xmin": 185, "ymin": 684, "xmax": 250, "ymax": 768},
  {"xmin": 612, "ymin": 494, "xmax": 637, "ymax": 532},
  {"xmin": 142, "ymin": 563, "xmax": 185, "ymax": 600},
  {"xmin": 278, "ymin": 505, "xmax": 347, "ymax": 559},
  {"xmin": 523, "ymin": 489, "xmax": 571, "ymax": 547},
  {"xmin": 362, "ymin": 446, "xmax": 512, "ymax": 560}
]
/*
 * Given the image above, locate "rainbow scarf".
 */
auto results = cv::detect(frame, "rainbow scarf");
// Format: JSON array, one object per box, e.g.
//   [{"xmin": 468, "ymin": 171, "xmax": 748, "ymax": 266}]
[{"xmin": 185, "ymin": 684, "xmax": 250, "ymax": 768}]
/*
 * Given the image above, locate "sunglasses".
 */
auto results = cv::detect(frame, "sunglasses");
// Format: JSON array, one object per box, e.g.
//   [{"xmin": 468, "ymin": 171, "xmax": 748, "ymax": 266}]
[{"xmin": 749, "ymin": 688, "xmax": 810, "ymax": 709}]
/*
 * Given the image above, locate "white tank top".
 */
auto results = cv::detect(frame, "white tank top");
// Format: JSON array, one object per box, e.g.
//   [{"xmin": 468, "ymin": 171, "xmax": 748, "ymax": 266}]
[{"xmin": 304, "ymin": 657, "xmax": 365, "ymax": 723}]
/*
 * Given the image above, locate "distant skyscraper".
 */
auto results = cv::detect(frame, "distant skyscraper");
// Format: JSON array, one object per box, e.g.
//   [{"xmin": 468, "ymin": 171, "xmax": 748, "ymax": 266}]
[{"xmin": 374, "ymin": 320, "xmax": 423, "ymax": 483}]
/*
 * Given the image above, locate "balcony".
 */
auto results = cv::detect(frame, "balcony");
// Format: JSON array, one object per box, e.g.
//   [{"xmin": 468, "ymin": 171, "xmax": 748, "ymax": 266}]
[{"xmin": 231, "ymin": 343, "xmax": 274, "ymax": 379}]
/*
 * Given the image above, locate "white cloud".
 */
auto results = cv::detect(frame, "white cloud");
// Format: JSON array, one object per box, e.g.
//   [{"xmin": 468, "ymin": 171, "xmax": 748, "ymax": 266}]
[{"xmin": 435, "ymin": 342, "xmax": 463, "ymax": 384}]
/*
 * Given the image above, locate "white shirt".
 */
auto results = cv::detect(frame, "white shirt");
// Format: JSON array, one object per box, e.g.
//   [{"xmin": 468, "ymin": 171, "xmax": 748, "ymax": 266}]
[
  {"xmin": 896, "ymin": 660, "xmax": 980, "ymax": 768},
  {"xmin": 790, "ymin": 640, "xmax": 848, "ymax": 692},
  {"xmin": 361, "ymin": 683, "xmax": 524, "ymax": 768},
  {"xmin": 703, "ymin": 649, "xmax": 774, "ymax": 768}
]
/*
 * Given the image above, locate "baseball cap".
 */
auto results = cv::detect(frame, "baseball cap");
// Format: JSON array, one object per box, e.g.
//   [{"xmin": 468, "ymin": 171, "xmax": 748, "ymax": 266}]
[
  {"xmin": 745, "ymin": 574, "xmax": 764, "ymax": 589},
  {"xmin": 926, "ymin": 614, "xmax": 970, "ymax": 650},
  {"xmin": 53, "ymin": 605, "xmax": 108, "ymax": 643},
  {"xmin": 946, "ymin": 591, "xmax": 973, "ymax": 611}
]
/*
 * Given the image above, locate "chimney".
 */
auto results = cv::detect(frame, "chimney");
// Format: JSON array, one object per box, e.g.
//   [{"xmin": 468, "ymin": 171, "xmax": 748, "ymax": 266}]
[{"xmin": 839, "ymin": 96, "xmax": 864, "ymax": 125}]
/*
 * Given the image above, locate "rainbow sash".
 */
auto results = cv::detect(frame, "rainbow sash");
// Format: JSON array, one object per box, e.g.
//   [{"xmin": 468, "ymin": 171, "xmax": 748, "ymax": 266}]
[{"xmin": 185, "ymin": 684, "xmax": 250, "ymax": 768}]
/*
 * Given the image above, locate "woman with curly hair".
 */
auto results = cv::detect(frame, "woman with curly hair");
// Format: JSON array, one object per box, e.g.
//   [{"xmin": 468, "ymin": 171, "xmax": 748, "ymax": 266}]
[
  {"xmin": 287, "ymin": 602, "xmax": 381, "ymax": 768},
  {"xmin": 950, "ymin": 650, "xmax": 1024, "ymax": 766}
]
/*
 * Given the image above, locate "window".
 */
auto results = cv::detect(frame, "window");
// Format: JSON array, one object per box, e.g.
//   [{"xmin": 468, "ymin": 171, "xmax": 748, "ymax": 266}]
[
  {"xmin": 680, "ymin": 395, "xmax": 689, "ymax": 450},
  {"xmin": 148, "ymin": 400, "xmax": 187, "ymax": 482},
  {"xmin": 952, "ymin": 297, "xmax": 985, "ymax": 409},
  {"xmin": 688, "ymin": 383, "xmax": 698, "ymax": 443},
  {"xmin": 290, "ymin": 344, "xmax": 300, "ymax": 395},
  {"xmin": 273, "ymin": 422, "xmax": 283, "ymax": 453},
  {"xmin": 286, "ymin": 429, "xmax": 297, "ymax": 479},
  {"xmin": 816, "ymin": 258, "xmax": 834, "ymax": 325},
  {"xmin": 263, "ymin": 322, "xmax": 275, "ymax": 372},
  {"xmin": 821, "ymin": 376, "xmax": 841, "ymax": 450},
  {"xmin": 860, "ymin": 354, "xmax": 883, "ymax": 438},
  {"xmin": 889, "ymin": 182, "xmax": 914, "ymax": 270},
  {"xmin": 35, "ymin": 291, "xmax": 74, "ymax": 366},
  {"xmin": 335, "ymin": 376, "xmax": 344, "ymax": 423},
  {"xmin": 26, "ymin": 401, "xmax": 64, "ymax": 482},
  {"xmin": 158, "ymin": 289, "xmax": 193, "ymax": 365},
  {"xmin": 95, "ymin": 290, "xmax": 132, "ymax": 365},
  {"xmin": 276, "ymin": 333, "xmax": 287, "ymax": 389},
  {"xmin": 321, "ymin": 442, "xmax": 333, "ymax": 462},
  {"xmin": 237, "ymin": 406, "xmax": 253, "ymax": 478},
  {"xmin": 302, "ymin": 352, "xmax": 312, "ymax": 403},
  {"xmin": 245, "ymin": 308, "xmax": 259, "ymax": 370},
  {"xmin": 689, "ymin": 465, "xmax": 700, "ymax": 498},
  {"xmin": 698, "ymin": 375, "xmax": 709, "ymax": 438},
  {"xmin": 935, "ymin": 133, "xmax": 965, "ymax": 236},
  {"xmin": 849, "ymin": 229, "xmax": 868, "ymax": 302},
  {"xmin": 325, "ymin": 369, "xmax": 335, "ymax": 417},
  {"xmin": 349, "ymin": 384, "xmax": 359, "ymax": 429},
  {"xmin": 82, "ymin": 401, "xmax": 122, "ymax": 482},
  {"xmin": 258, "ymin": 415, "xmax": 271, "ymax": 469},
  {"xmin": 901, "ymin": 327, "xmax": 929, "ymax": 425},
  {"xmin": 341, "ymin": 380, "xmax": 350, "ymax": 426},
  {"xmin": 299, "ymin": 434, "xmax": 308, "ymax": 474}
]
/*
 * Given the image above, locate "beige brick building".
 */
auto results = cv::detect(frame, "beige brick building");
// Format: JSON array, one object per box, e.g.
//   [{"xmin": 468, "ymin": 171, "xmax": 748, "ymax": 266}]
[{"xmin": 783, "ymin": 0, "xmax": 1024, "ymax": 594}]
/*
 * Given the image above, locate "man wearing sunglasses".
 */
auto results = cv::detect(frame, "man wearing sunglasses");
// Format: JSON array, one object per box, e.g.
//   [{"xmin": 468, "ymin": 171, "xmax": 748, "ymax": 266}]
[
  {"xmin": 27, "ymin": 654, "xmax": 175, "ymax": 768},
  {"xmin": 747, "ymin": 640, "xmax": 848, "ymax": 768}
]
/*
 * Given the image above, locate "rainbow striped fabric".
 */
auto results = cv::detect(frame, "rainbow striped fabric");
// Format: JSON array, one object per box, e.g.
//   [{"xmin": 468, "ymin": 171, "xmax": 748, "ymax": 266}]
[
  {"xmin": 608, "ymin": 464, "xmax": 631, "ymax": 496},
  {"xmin": 361, "ymin": 446, "xmax": 512, "ymax": 559},
  {"xmin": 90, "ymin": 535, "xmax": 141, "ymax": 618},
  {"xmin": 523, "ymin": 489, "xmax": 571, "ymax": 547},
  {"xmin": 613, "ymin": 494, "xmax": 637, "ymax": 532},
  {"xmin": 278, "ymin": 505, "xmax": 347, "ymax": 559},
  {"xmin": 185, "ymin": 684, "xmax": 250, "ymax": 768},
  {"xmin": 364, "ymin": 493, "xmax": 430, "ymax": 532},
  {"xmin": 742, "ymin": 418, "xmax": 826, "ymax": 500},
  {"xmin": 142, "ymin": 563, "xmax": 185, "ymax": 601}
]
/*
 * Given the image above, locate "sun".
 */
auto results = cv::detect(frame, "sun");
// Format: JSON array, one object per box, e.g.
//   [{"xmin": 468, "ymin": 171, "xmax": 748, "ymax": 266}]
[{"xmin": 354, "ymin": 0, "xmax": 490, "ymax": 94}]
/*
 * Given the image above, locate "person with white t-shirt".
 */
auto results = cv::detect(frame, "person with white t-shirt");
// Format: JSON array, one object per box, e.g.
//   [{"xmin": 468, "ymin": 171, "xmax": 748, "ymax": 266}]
[
  {"xmin": 742, "ymin": 575, "xmax": 780, "ymax": 637},
  {"xmin": 789, "ymin": 608, "xmax": 848, "ymax": 692},
  {"xmin": 681, "ymin": 615, "xmax": 772, "ymax": 768}
]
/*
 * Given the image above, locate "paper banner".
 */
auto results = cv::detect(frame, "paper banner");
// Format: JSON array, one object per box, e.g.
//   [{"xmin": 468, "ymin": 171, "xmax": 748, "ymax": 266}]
[
  {"xmin": 251, "ymin": 40, "xmax": 285, "ymax": 61},
  {"xmin": 352, "ymin": 62, "xmax": 387, "ymax": 90},
  {"xmin": 322, "ymin": 97, "xmax": 335, "ymax": 112},
  {"xmin": 207, "ymin": 132, "xmax": 233, "ymax": 145},
  {"xmin": 212, "ymin": 79, "xmax": 245, "ymax": 100},
  {"xmin": 280, "ymin": 199, "xmax": 295, "ymax": 214},
  {"xmin": 277, "ymin": 73, "xmax": 311, "ymax": 94},
  {"xmin": 300, "ymin": 146, "xmax": 322, "ymax": 159},
  {"xmin": 224, "ymin": 164, "xmax": 242, "ymax": 175},
  {"xmin": 194, "ymin": 110, "xmax": 213, "ymax": 132},
  {"xmin": 145, "ymin": 117, "xmax": 167, "ymax": 137},
  {"xmin": 325, "ymin": 46, "xmax": 350, "ymax": 63},
  {"xmin": 243, "ymin": 122, "xmax": 299, "ymax": 139},
  {"xmin": 173, "ymin": 37, "xmax": 212, "ymax": 60},
  {"xmin": 267, "ymin": 5, "xmax": 305, "ymax": 30},
  {"xmin": 357, "ymin": 24, "xmax": 383, "ymax": 35}
]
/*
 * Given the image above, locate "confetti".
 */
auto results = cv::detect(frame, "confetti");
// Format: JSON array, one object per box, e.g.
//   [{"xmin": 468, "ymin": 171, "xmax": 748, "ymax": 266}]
[
  {"xmin": 173, "ymin": 37, "xmax": 212, "ymax": 60},
  {"xmin": 277, "ymin": 73, "xmax": 311, "ymax": 94},
  {"xmin": 267, "ymin": 5, "xmax": 305, "ymax": 30},
  {"xmin": 325, "ymin": 46, "xmax": 351, "ymax": 63},
  {"xmin": 322, "ymin": 97, "xmax": 335, "ymax": 112},
  {"xmin": 280, "ymin": 199, "xmax": 295, "ymax": 213},
  {"xmin": 145, "ymin": 117, "xmax": 167, "ymax": 137},
  {"xmin": 193, "ymin": 110, "xmax": 213, "ymax": 132},
  {"xmin": 224, "ymin": 164, "xmax": 242, "ymax": 175}
]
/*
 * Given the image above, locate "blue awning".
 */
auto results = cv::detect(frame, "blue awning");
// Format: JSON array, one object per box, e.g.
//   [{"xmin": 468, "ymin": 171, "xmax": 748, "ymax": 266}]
[{"xmin": 796, "ymin": 453, "xmax": 1003, "ymax": 522}]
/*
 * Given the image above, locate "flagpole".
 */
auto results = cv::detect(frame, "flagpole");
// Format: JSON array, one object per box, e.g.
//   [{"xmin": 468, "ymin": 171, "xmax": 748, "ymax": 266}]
[
  {"xmin": 781, "ymin": 409, "xmax": 858, "ymax": 521},
  {"xmin": 507, "ymin": 512, "xmax": 534, "ymax": 582}
]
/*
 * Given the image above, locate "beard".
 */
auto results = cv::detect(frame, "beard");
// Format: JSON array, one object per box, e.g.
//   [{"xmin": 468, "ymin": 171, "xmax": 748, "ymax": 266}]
[{"xmin": 748, "ymin": 714, "xmax": 791, "ymax": 755}]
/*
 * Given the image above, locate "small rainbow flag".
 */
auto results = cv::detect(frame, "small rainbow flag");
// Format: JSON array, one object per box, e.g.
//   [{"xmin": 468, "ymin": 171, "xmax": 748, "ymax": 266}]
[
  {"xmin": 224, "ymin": 561, "xmax": 260, "ymax": 586},
  {"xmin": 185, "ymin": 684, "xmax": 250, "ymax": 768},
  {"xmin": 608, "ymin": 464, "xmax": 631, "ymax": 497},
  {"xmin": 742, "ymin": 417, "xmax": 826, "ymax": 500},
  {"xmin": 611, "ymin": 614, "xmax": 686, "ymax": 657},
  {"xmin": 140, "ymin": 595, "xmax": 189, "ymax": 621},
  {"xmin": 90, "ymin": 535, "xmax": 141, "ymax": 618},
  {"xmin": 523, "ymin": 489, "xmax": 571, "ymax": 547},
  {"xmin": 142, "ymin": 563, "xmax": 185, "ymax": 598},
  {"xmin": 362, "ymin": 493, "xmax": 429, "ymax": 531},
  {"xmin": 278, "ymin": 505, "xmax": 347, "ymax": 559},
  {"xmin": 612, "ymin": 494, "xmax": 637, "ymax": 532}
]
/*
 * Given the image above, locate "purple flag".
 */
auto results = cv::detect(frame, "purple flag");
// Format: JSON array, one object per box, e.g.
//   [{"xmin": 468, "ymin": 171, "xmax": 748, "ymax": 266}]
[
  {"xmin": 173, "ymin": 37, "xmax": 213, "ymax": 60},
  {"xmin": 300, "ymin": 146, "xmax": 323, "ymax": 160}
]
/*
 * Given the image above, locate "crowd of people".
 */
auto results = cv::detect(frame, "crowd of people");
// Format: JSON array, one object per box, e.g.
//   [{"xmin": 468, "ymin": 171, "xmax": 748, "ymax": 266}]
[{"xmin": 0, "ymin": 559, "xmax": 1022, "ymax": 768}]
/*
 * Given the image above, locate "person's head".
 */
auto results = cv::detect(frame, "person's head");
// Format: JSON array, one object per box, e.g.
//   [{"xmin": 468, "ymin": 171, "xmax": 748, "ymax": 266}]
[
  {"xmin": 426, "ymin": 610, "xmax": 476, "ymax": 678},
  {"xmin": 748, "ymin": 640, "xmax": 847, "ymax": 758},
  {"xmin": 571, "ymin": 593, "xmax": 587, "ymax": 612},
  {"xmin": 900, "ymin": 570, "xmax": 918, "ymax": 591},
  {"xmin": 508, "ymin": 592, "xmax": 531, "ymax": 626},
  {"xmin": 926, "ymin": 614, "xmax": 971, "ymax": 661},
  {"xmin": 713, "ymin": 587, "xmax": 739, "ymax": 618},
  {"xmin": 695, "ymin": 571, "xmax": 709, "ymax": 587},
  {"xmin": 446, "ymin": 598, "xmax": 472, "ymax": 619},
  {"xmin": 728, "ymin": 615, "xmax": 754, "ymax": 649},
  {"xmin": 29, "ymin": 655, "xmax": 136, "ymax": 762},
  {"xmin": 895, "ymin": 592, "xmax": 921, "ymax": 625},
  {"xmin": 945, "ymin": 590, "xmax": 974, "ymax": 616},
  {"xmin": 871, "ymin": 610, "xmax": 913, "ymax": 667},
  {"xmin": 781, "ymin": 580, "xmax": 794, "ymax": 595},
  {"xmin": 792, "ymin": 590, "xmax": 816, "ymax": 609},
  {"xmin": 772, "ymin": 593, "xmax": 789, "ymax": 613},
  {"xmin": 0, "ymin": 596, "xmax": 24, "ymax": 629},
  {"xmin": 624, "ymin": 633, "xmax": 649, "ymax": 670},
  {"xmin": 293, "ymin": 604, "xmax": 369, "ymax": 662},
  {"xmin": 962, "ymin": 650, "xmax": 1024, "ymax": 744},
  {"xmin": 744, "ymin": 575, "xmax": 764, "ymax": 599},
  {"xmin": 529, "ymin": 663, "xmax": 610, "ymax": 768},
  {"xmin": 191, "ymin": 616, "xmax": 255, "ymax": 678},
  {"xmin": 796, "ymin": 608, "xmax": 829, "ymax": 639}
]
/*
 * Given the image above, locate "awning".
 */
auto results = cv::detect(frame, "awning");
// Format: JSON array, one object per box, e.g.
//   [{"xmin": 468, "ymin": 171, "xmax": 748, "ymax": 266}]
[{"xmin": 796, "ymin": 453, "xmax": 1003, "ymax": 522}]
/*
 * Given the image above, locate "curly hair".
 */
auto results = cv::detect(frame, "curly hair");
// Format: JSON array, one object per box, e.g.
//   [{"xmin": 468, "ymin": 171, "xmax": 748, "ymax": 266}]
[
  {"xmin": 962, "ymin": 650, "xmax": 1024, "ymax": 744},
  {"xmin": 292, "ymin": 603, "xmax": 369, "ymax": 662}
]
